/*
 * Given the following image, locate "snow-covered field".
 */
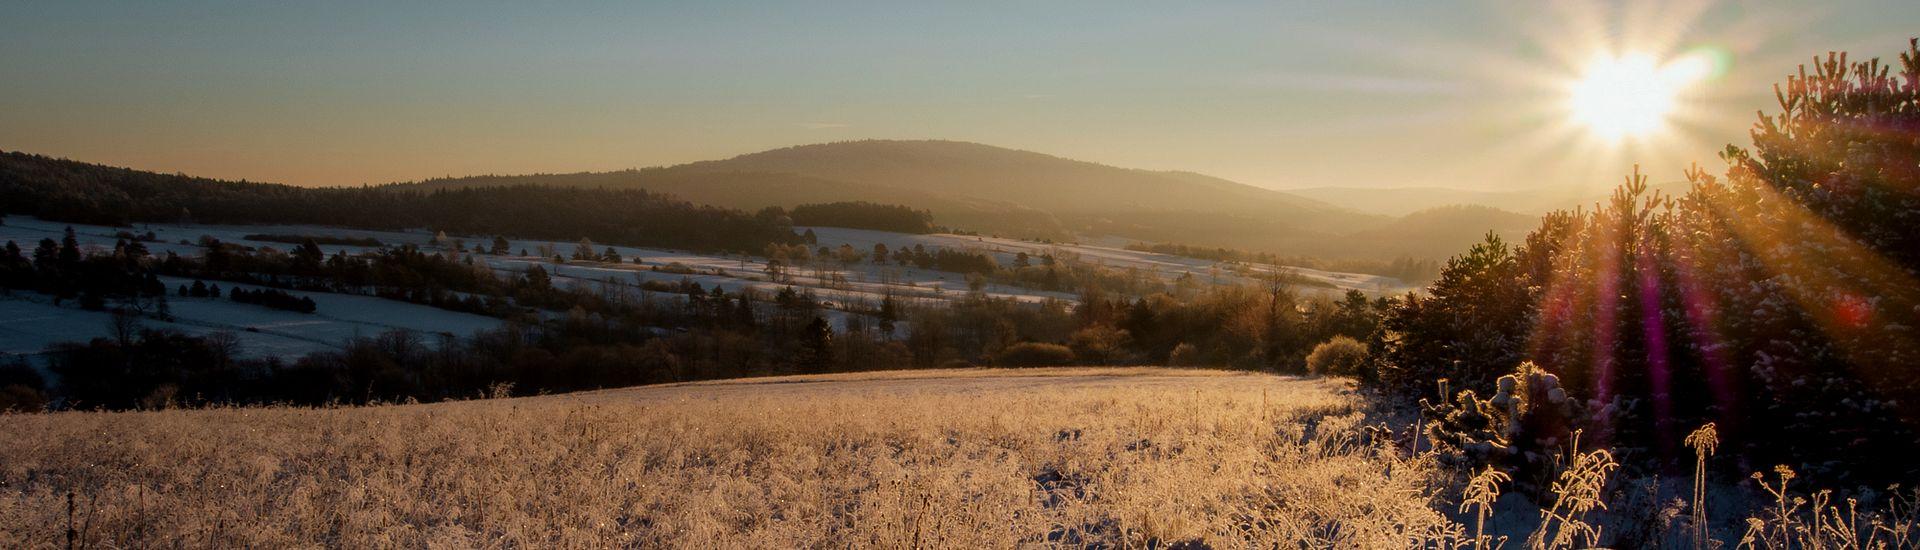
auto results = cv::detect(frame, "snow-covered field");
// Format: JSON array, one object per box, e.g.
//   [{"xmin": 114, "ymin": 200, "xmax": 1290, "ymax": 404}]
[
  {"xmin": 0, "ymin": 296, "xmax": 331, "ymax": 360},
  {"xmin": 1, "ymin": 277, "xmax": 504, "ymax": 362},
  {"xmin": 0, "ymin": 218, "xmax": 515, "ymax": 360},
  {"xmin": 0, "ymin": 216, "xmax": 1409, "ymax": 362},
  {"xmin": 804, "ymin": 227, "xmax": 1409, "ymax": 294},
  {"xmin": 1, "ymin": 217, "xmax": 1406, "ymax": 300}
]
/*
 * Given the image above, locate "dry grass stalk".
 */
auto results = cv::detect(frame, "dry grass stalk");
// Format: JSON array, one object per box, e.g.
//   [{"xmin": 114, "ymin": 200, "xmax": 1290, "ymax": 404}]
[
  {"xmin": 1462, "ymin": 466, "xmax": 1511, "ymax": 548},
  {"xmin": 1526, "ymin": 432, "xmax": 1617, "ymax": 550},
  {"xmin": 1688, "ymin": 422, "xmax": 1721, "ymax": 548},
  {"xmin": 1740, "ymin": 465, "xmax": 1920, "ymax": 550}
]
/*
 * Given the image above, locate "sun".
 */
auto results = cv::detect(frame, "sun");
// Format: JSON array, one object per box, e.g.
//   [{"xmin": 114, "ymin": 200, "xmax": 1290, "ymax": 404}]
[{"xmin": 1567, "ymin": 52, "xmax": 1711, "ymax": 141}]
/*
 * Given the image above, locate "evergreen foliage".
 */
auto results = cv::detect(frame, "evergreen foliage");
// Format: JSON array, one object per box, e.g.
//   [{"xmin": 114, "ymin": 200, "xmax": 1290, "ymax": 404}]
[{"xmin": 1376, "ymin": 39, "xmax": 1920, "ymax": 483}]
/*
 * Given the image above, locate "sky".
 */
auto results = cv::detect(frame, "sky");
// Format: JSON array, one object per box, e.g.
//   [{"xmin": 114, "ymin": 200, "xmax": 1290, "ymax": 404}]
[{"xmin": 1, "ymin": 0, "xmax": 1914, "ymax": 193}]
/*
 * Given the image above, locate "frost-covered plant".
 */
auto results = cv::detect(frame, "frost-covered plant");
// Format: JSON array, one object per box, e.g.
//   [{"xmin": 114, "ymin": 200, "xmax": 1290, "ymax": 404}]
[
  {"xmin": 1424, "ymin": 362, "xmax": 1583, "ymax": 497},
  {"xmin": 1526, "ymin": 439, "xmax": 1617, "ymax": 550},
  {"xmin": 1306, "ymin": 336, "xmax": 1368, "ymax": 377},
  {"xmin": 1687, "ymin": 423, "xmax": 1720, "ymax": 548},
  {"xmin": 1739, "ymin": 465, "xmax": 1920, "ymax": 550},
  {"xmin": 1461, "ymin": 466, "xmax": 1511, "ymax": 548}
]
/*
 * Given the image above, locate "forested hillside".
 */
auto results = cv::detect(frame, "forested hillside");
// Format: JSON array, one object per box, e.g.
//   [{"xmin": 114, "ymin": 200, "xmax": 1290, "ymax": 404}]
[
  {"xmin": 401, "ymin": 168, "xmax": 1073, "ymax": 239},
  {"xmin": 0, "ymin": 152, "xmax": 798, "ymax": 253}
]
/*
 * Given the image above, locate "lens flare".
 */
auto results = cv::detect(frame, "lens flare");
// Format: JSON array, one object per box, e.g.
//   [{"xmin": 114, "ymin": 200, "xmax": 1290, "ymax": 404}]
[{"xmin": 1567, "ymin": 52, "xmax": 1712, "ymax": 140}]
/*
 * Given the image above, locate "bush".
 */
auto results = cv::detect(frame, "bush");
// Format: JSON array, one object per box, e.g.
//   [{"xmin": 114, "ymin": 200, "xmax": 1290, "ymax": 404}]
[
  {"xmin": 994, "ymin": 342, "xmax": 1075, "ymax": 367},
  {"xmin": 1305, "ymin": 336, "xmax": 1368, "ymax": 377},
  {"xmin": 1167, "ymin": 343, "xmax": 1202, "ymax": 367},
  {"xmin": 0, "ymin": 384, "xmax": 46, "ymax": 411},
  {"xmin": 936, "ymin": 359, "xmax": 976, "ymax": 370},
  {"xmin": 0, "ymin": 361, "xmax": 46, "ymax": 412},
  {"xmin": 230, "ymin": 287, "xmax": 318, "ymax": 313},
  {"xmin": 1068, "ymin": 325, "xmax": 1131, "ymax": 365},
  {"xmin": 1423, "ymin": 362, "xmax": 1582, "ymax": 499}
]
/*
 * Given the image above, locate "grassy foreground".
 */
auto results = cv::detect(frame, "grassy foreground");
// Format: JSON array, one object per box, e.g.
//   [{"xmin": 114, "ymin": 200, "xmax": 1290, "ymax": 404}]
[{"xmin": 0, "ymin": 368, "xmax": 1460, "ymax": 547}]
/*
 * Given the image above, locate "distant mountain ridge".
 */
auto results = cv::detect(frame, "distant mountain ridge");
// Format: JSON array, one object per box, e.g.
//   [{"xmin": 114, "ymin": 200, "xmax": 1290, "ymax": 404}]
[
  {"xmin": 677, "ymin": 140, "xmax": 1347, "ymax": 216},
  {"xmin": 8, "ymin": 140, "xmax": 1543, "ymax": 261},
  {"xmin": 405, "ymin": 140, "xmax": 1378, "ymax": 245},
  {"xmin": 397, "ymin": 139, "xmax": 1545, "ymax": 260},
  {"xmin": 404, "ymin": 167, "xmax": 1071, "ymax": 239},
  {"xmin": 404, "ymin": 139, "xmax": 1535, "ymax": 259}
]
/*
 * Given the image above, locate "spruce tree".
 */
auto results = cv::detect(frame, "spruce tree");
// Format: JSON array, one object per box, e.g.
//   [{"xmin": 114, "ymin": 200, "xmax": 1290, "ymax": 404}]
[
  {"xmin": 800, "ymin": 316, "xmax": 834, "ymax": 374},
  {"xmin": 57, "ymin": 227, "xmax": 81, "ymax": 270}
]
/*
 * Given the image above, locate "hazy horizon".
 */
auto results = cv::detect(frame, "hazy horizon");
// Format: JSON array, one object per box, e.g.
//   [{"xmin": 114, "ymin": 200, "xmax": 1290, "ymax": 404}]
[{"xmin": 3, "ymin": 1, "xmax": 1915, "ymax": 193}]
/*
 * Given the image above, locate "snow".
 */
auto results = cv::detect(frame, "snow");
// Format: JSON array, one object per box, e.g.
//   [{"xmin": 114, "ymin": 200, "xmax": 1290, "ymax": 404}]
[
  {"xmin": 801, "ymin": 226, "xmax": 1412, "ymax": 295},
  {"xmin": 0, "ymin": 215, "xmax": 1411, "ymax": 361},
  {"xmin": 2, "ymin": 217, "xmax": 1410, "ymax": 301},
  {"xmin": 0, "ymin": 295, "xmax": 334, "ymax": 360},
  {"xmin": 158, "ymin": 276, "xmax": 503, "ymax": 342},
  {"xmin": 0, "ymin": 279, "xmax": 505, "ymax": 363}
]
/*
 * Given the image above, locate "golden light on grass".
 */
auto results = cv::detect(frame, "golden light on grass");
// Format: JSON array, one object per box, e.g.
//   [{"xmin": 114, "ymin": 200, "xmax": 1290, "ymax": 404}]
[{"xmin": 0, "ymin": 369, "xmax": 1464, "ymax": 547}]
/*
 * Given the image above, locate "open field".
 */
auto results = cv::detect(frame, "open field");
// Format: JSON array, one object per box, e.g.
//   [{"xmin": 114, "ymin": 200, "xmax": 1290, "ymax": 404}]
[
  {"xmin": 1, "ymin": 277, "xmax": 504, "ymax": 361},
  {"xmin": 0, "ymin": 368, "xmax": 1459, "ymax": 548}
]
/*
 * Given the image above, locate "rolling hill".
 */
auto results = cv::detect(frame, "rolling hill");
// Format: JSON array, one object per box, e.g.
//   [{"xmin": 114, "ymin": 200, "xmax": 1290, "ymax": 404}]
[
  {"xmin": 404, "ymin": 167, "xmax": 1074, "ymax": 240},
  {"xmin": 403, "ymin": 139, "xmax": 1379, "ymax": 246},
  {"xmin": 671, "ymin": 140, "xmax": 1348, "ymax": 218},
  {"xmin": 401, "ymin": 140, "xmax": 1542, "ymax": 261}
]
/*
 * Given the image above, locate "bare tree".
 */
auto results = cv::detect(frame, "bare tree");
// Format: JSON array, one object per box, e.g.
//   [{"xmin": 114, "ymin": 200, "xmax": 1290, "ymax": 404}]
[
  {"xmin": 206, "ymin": 331, "xmax": 243, "ymax": 369},
  {"xmin": 108, "ymin": 308, "xmax": 141, "ymax": 348}
]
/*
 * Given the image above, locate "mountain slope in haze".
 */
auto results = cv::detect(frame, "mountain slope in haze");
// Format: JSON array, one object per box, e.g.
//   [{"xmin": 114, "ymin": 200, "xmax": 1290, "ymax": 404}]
[
  {"xmin": 678, "ymin": 140, "xmax": 1349, "ymax": 218},
  {"xmin": 1334, "ymin": 205, "xmax": 1538, "ymax": 258},
  {"xmin": 1290, "ymin": 182, "xmax": 1695, "ymax": 216},
  {"xmin": 398, "ymin": 139, "xmax": 1539, "ymax": 260},
  {"xmin": 405, "ymin": 140, "xmax": 1408, "ymax": 253}
]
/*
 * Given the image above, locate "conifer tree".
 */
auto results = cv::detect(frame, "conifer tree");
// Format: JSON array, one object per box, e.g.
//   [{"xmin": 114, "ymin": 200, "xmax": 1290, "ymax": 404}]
[
  {"xmin": 800, "ymin": 316, "xmax": 834, "ymax": 374},
  {"xmin": 57, "ymin": 227, "xmax": 80, "ymax": 270}
]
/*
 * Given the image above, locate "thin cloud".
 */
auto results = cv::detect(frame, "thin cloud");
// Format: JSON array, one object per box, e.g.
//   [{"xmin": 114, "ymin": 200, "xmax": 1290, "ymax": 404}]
[{"xmin": 796, "ymin": 122, "xmax": 850, "ymax": 130}]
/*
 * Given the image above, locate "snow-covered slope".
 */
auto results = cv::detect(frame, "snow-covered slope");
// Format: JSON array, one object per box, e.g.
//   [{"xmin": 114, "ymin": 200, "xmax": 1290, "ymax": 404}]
[{"xmin": 0, "ymin": 216, "xmax": 1412, "ymax": 363}]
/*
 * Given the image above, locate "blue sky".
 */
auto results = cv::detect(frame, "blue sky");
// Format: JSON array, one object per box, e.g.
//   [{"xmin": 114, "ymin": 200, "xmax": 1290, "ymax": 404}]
[{"xmin": 2, "ymin": 1, "xmax": 1914, "ymax": 192}]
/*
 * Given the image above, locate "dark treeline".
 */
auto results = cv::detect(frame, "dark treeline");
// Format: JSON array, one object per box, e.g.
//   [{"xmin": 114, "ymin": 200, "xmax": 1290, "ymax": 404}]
[
  {"xmin": 761, "ymin": 241, "xmax": 1001, "ymax": 282},
  {"xmin": 785, "ymin": 201, "xmax": 936, "ymax": 233},
  {"xmin": 228, "ymin": 287, "xmax": 317, "ymax": 313},
  {"xmin": 0, "ymin": 227, "xmax": 171, "ymax": 314},
  {"xmin": 0, "ymin": 151, "xmax": 798, "ymax": 253},
  {"xmin": 873, "ymin": 244, "xmax": 1000, "ymax": 274},
  {"xmin": 243, "ymin": 233, "xmax": 383, "ymax": 247},
  {"xmin": 1367, "ymin": 40, "xmax": 1920, "ymax": 487}
]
